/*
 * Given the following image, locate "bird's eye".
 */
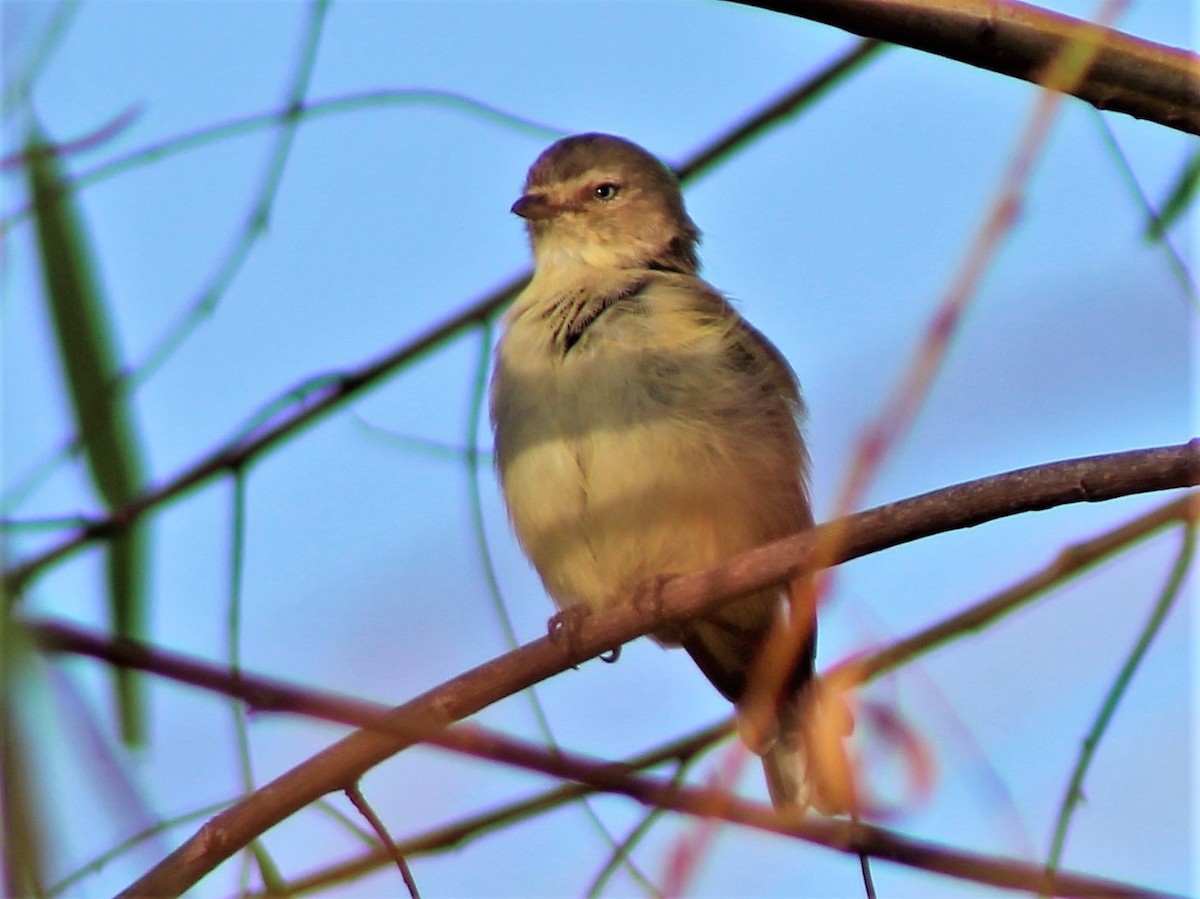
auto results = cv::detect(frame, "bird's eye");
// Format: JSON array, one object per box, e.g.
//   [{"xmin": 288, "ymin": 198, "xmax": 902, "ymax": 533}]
[{"xmin": 593, "ymin": 182, "xmax": 620, "ymax": 201}]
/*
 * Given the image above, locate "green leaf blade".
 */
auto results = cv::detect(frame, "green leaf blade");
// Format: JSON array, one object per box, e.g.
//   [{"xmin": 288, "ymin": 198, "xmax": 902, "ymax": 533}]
[{"xmin": 25, "ymin": 123, "xmax": 150, "ymax": 745}]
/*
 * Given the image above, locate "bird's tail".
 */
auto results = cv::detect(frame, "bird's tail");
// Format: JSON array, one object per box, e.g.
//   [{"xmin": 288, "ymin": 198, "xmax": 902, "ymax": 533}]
[
  {"xmin": 678, "ymin": 586, "xmax": 854, "ymax": 813},
  {"xmin": 757, "ymin": 680, "xmax": 855, "ymax": 814}
]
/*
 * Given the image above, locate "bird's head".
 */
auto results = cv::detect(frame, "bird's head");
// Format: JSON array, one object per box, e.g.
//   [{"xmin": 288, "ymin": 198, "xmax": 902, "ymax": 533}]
[{"xmin": 513, "ymin": 133, "xmax": 701, "ymax": 275}]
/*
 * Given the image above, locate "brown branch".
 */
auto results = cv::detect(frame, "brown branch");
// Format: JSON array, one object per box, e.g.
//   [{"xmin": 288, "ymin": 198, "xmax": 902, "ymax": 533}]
[
  {"xmin": 29, "ymin": 621, "xmax": 1176, "ymax": 898},
  {"xmin": 732, "ymin": 0, "xmax": 1200, "ymax": 135},
  {"xmin": 261, "ymin": 722, "xmax": 734, "ymax": 896},
  {"xmin": 734, "ymin": 6, "xmax": 1107, "ymax": 749},
  {"xmin": 342, "ymin": 783, "xmax": 419, "ymax": 899},
  {"xmin": 62, "ymin": 493, "xmax": 1197, "ymax": 895},
  {"xmin": 2, "ymin": 38, "xmax": 883, "ymax": 597},
  {"xmin": 828, "ymin": 491, "xmax": 1198, "ymax": 690},
  {"xmin": 28, "ymin": 441, "xmax": 1198, "ymax": 895}
]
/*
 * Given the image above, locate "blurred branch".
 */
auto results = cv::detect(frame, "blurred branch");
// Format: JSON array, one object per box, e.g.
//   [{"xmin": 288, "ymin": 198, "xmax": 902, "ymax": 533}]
[
  {"xmin": 1, "ymin": 0, "xmax": 81, "ymax": 118},
  {"xmin": 124, "ymin": 0, "xmax": 331, "ymax": 394},
  {"xmin": 0, "ymin": 105, "xmax": 143, "ymax": 171},
  {"xmin": 260, "ymin": 722, "xmax": 731, "ymax": 896},
  {"xmin": 1044, "ymin": 514, "xmax": 1196, "ymax": 883},
  {"xmin": 584, "ymin": 771, "xmax": 680, "ymax": 899},
  {"xmin": 675, "ymin": 37, "xmax": 885, "ymax": 181},
  {"xmin": 1091, "ymin": 113, "xmax": 1196, "ymax": 305},
  {"xmin": 735, "ymin": 0, "xmax": 1120, "ymax": 756},
  {"xmin": 827, "ymin": 492, "xmax": 1198, "ymax": 690},
  {"xmin": 0, "ymin": 90, "xmax": 564, "ymax": 235},
  {"xmin": 1147, "ymin": 146, "xmax": 1200, "ymax": 239},
  {"xmin": 27, "ymin": 441, "xmax": 1198, "ymax": 895},
  {"xmin": 46, "ymin": 800, "xmax": 232, "ymax": 896},
  {"xmin": 2, "ymin": 38, "xmax": 884, "ymax": 596},
  {"xmin": 28, "ymin": 618, "xmax": 1175, "ymax": 898},
  {"xmin": 0, "ymin": 40, "xmax": 882, "ymax": 232},
  {"xmin": 734, "ymin": 0, "xmax": 1200, "ymax": 134},
  {"xmin": 24, "ymin": 119, "xmax": 152, "ymax": 743}
]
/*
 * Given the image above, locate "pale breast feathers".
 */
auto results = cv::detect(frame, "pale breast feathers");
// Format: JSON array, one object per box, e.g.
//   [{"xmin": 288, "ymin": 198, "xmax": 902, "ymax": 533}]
[{"xmin": 491, "ymin": 272, "xmax": 809, "ymax": 610}]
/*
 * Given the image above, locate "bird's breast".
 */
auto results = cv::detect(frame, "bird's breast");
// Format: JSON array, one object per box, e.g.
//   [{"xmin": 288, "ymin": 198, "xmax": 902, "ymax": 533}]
[{"xmin": 492, "ymin": 301, "xmax": 770, "ymax": 612}]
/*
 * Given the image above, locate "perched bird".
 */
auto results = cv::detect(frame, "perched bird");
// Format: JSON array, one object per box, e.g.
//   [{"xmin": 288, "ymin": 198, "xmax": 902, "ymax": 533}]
[{"xmin": 490, "ymin": 133, "xmax": 847, "ymax": 812}]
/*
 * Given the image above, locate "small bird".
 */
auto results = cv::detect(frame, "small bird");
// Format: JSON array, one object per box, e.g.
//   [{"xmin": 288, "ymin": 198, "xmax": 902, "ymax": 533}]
[{"xmin": 490, "ymin": 133, "xmax": 847, "ymax": 812}]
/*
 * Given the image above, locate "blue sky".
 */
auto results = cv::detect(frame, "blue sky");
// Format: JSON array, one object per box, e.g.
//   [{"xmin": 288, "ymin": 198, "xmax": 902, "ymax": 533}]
[{"xmin": 2, "ymin": 1, "xmax": 1194, "ymax": 896}]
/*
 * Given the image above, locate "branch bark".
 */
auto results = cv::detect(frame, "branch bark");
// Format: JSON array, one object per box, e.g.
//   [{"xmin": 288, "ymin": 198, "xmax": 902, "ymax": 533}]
[
  {"xmin": 735, "ymin": 0, "xmax": 1200, "ymax": 135},
  {"xmin": 35, "ymin": 440, "xmax": 1195, "ymax": 896},
  {"xmin": 31, "ymin": 608, "xmax": 1179, "ymax": 898}
]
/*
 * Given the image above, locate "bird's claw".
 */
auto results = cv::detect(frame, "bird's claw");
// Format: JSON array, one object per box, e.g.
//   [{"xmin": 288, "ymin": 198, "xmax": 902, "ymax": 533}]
[
  {"xmin": 548, "ymin": 606, "xmax": 622, "ymax": 665},
  {"xmin": 632, "ymin": 573, "xmax": 672, "ymax": 627},
  {"xmin": 548, "ymin": 605, "xmax": 592, "ymax": 666},
  {"xmin": 547, "ymin": 604, "xmax": 590, "ymax": 639}
]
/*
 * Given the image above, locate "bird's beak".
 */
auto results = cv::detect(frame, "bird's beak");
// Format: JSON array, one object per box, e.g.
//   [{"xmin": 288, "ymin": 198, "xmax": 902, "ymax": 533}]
[{"xmin": 511, "ymin": 192, "xmax": 558, "ymax": 221}]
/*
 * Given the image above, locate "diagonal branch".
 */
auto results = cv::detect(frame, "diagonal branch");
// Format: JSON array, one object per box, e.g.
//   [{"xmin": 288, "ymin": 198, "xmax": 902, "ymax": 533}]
[
  {"xmin": 29, "ymin": 441, "xmax": 1199, "ymax": 895},
  {"xmin": 258, "ymin": 722, "xmax": 734, "ymax": 896},
  {"xmin": 827, "ymin": 491, "xmax": 1197, "ymax": 690},
  {"xmin": 732, "ymin": 0, "xmax": 1200, "ymax": 135},
  {"xmin": 244, "ymin": 487, "xmax": 1197, "ymax": 896},
  {"xmin": 29, "ymin": 617, "xmax": 1178, "ymax": 899},
  {"xmin": 3, "ymin": 38, "xmax": 884, "ymax": 596}
]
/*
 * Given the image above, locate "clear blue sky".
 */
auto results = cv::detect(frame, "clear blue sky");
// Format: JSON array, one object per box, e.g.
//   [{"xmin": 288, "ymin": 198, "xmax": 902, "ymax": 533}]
[{"xmin": 2, "ymin": 1, "xmax": 1193, "ymax": 896}]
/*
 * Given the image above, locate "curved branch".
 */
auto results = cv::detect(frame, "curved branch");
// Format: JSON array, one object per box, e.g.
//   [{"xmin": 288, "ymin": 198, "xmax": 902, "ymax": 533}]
[
  {"xmin": 734, "ymin": 0, "xmax": 1200, "ymax": 135},
  {"xmin": 265, "ymin": 492, "xmax": 1192, "ymax": 894},
  {"xmin": 31, "ymin": 593, "xmax": 1179, "ymax": 899},
  {"xmin": 39, "ymin": 441, "xmax": 1195, "ymax": 896},
  {"xmin": 2, "ymin": 38, "xmax": 885, "ymax": 596}
]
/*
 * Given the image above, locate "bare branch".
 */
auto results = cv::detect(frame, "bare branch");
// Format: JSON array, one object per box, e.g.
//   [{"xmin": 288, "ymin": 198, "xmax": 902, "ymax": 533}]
[
  {"xmin": 109, "ymin": 480, "xmax": 1194, "ymax": 894},
  {"xmin": 2, "ymin": 38, "xmax": 883, "ymax": 597},
  {"xmin": 28, "ymin": 441, "xmax": 1197, "ymax": 895},
  {"xmin": 827, "ymin": 492, "xmax": 1198, "ymax": 689},
  {"xmin": 260, "ymin": 723, "xmax": 733, "ymax": 896},
  {"xmin": 342, "ymin": 783, "xmax": 420, "ymax": 899},
  {"xmin": 29, "ymin": 619, "xmax": 1177, "ymax": 899},
  {"xmin": 733, "ymin": 0, "xmax": 1200, "ymax": 134}
]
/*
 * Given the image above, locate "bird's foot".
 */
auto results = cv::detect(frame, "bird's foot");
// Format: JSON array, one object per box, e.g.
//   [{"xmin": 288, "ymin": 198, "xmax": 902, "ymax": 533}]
[
  {"xmin": 631, "ymin": 573, "xmax": 674, "ymax": 634},
  {"xmin": 548, "ymin": 605, "xmax": 593, "ymax": 666},
  {"xmin": 548, "ymin": 605, "xmax": 622, "ymax": 664},
  {"xmin": 547, "ymin": 604, "xmax": 590, "ymax": 640}
]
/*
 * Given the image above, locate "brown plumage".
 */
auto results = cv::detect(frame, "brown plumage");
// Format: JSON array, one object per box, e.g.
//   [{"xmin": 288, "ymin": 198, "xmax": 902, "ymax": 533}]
[{"xmin": 491, "ymin": 133, "xmax": 849, "ymax": 812}]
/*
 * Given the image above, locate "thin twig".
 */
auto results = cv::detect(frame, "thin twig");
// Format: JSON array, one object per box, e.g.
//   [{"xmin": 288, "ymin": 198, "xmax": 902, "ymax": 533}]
[
  {"xmin": 46, "ymin": 800, "xmax": 232, "ymax": 896},
  {"xmin": 343, "ymin": 783, "xmax": 420, "ymax": 899},
  {"xmin": 0, "ymin": 89, "xmax": 564, "ymax": 234},
  {"xmin": 1090, "ymin": 111, "xmax": 1197, "ymax": 306},
  {"xmin": 124, "ymin": 0, "xmax": 332, "ymax": 394},
  {"xmin": 1, "ymin": 0, "xmax": 81, "ymax": 120},
  {"xmin": 263, "ymin": 722, "xmax": 731, "ymax": 896},
  {"xmin": 858, "ymin": 837, "xmax": 877, "ymax": 899},
  {"xmin": 826, "ymin": 492, "xmax": 1198, "ymax": 691},
  {"xmin": 1043, "ymin": 517, "xmax": 1196, "ymax": 885},
  {"xmin": 0, "ymin": 105, "xmax": 143, "ymax": 171}
]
